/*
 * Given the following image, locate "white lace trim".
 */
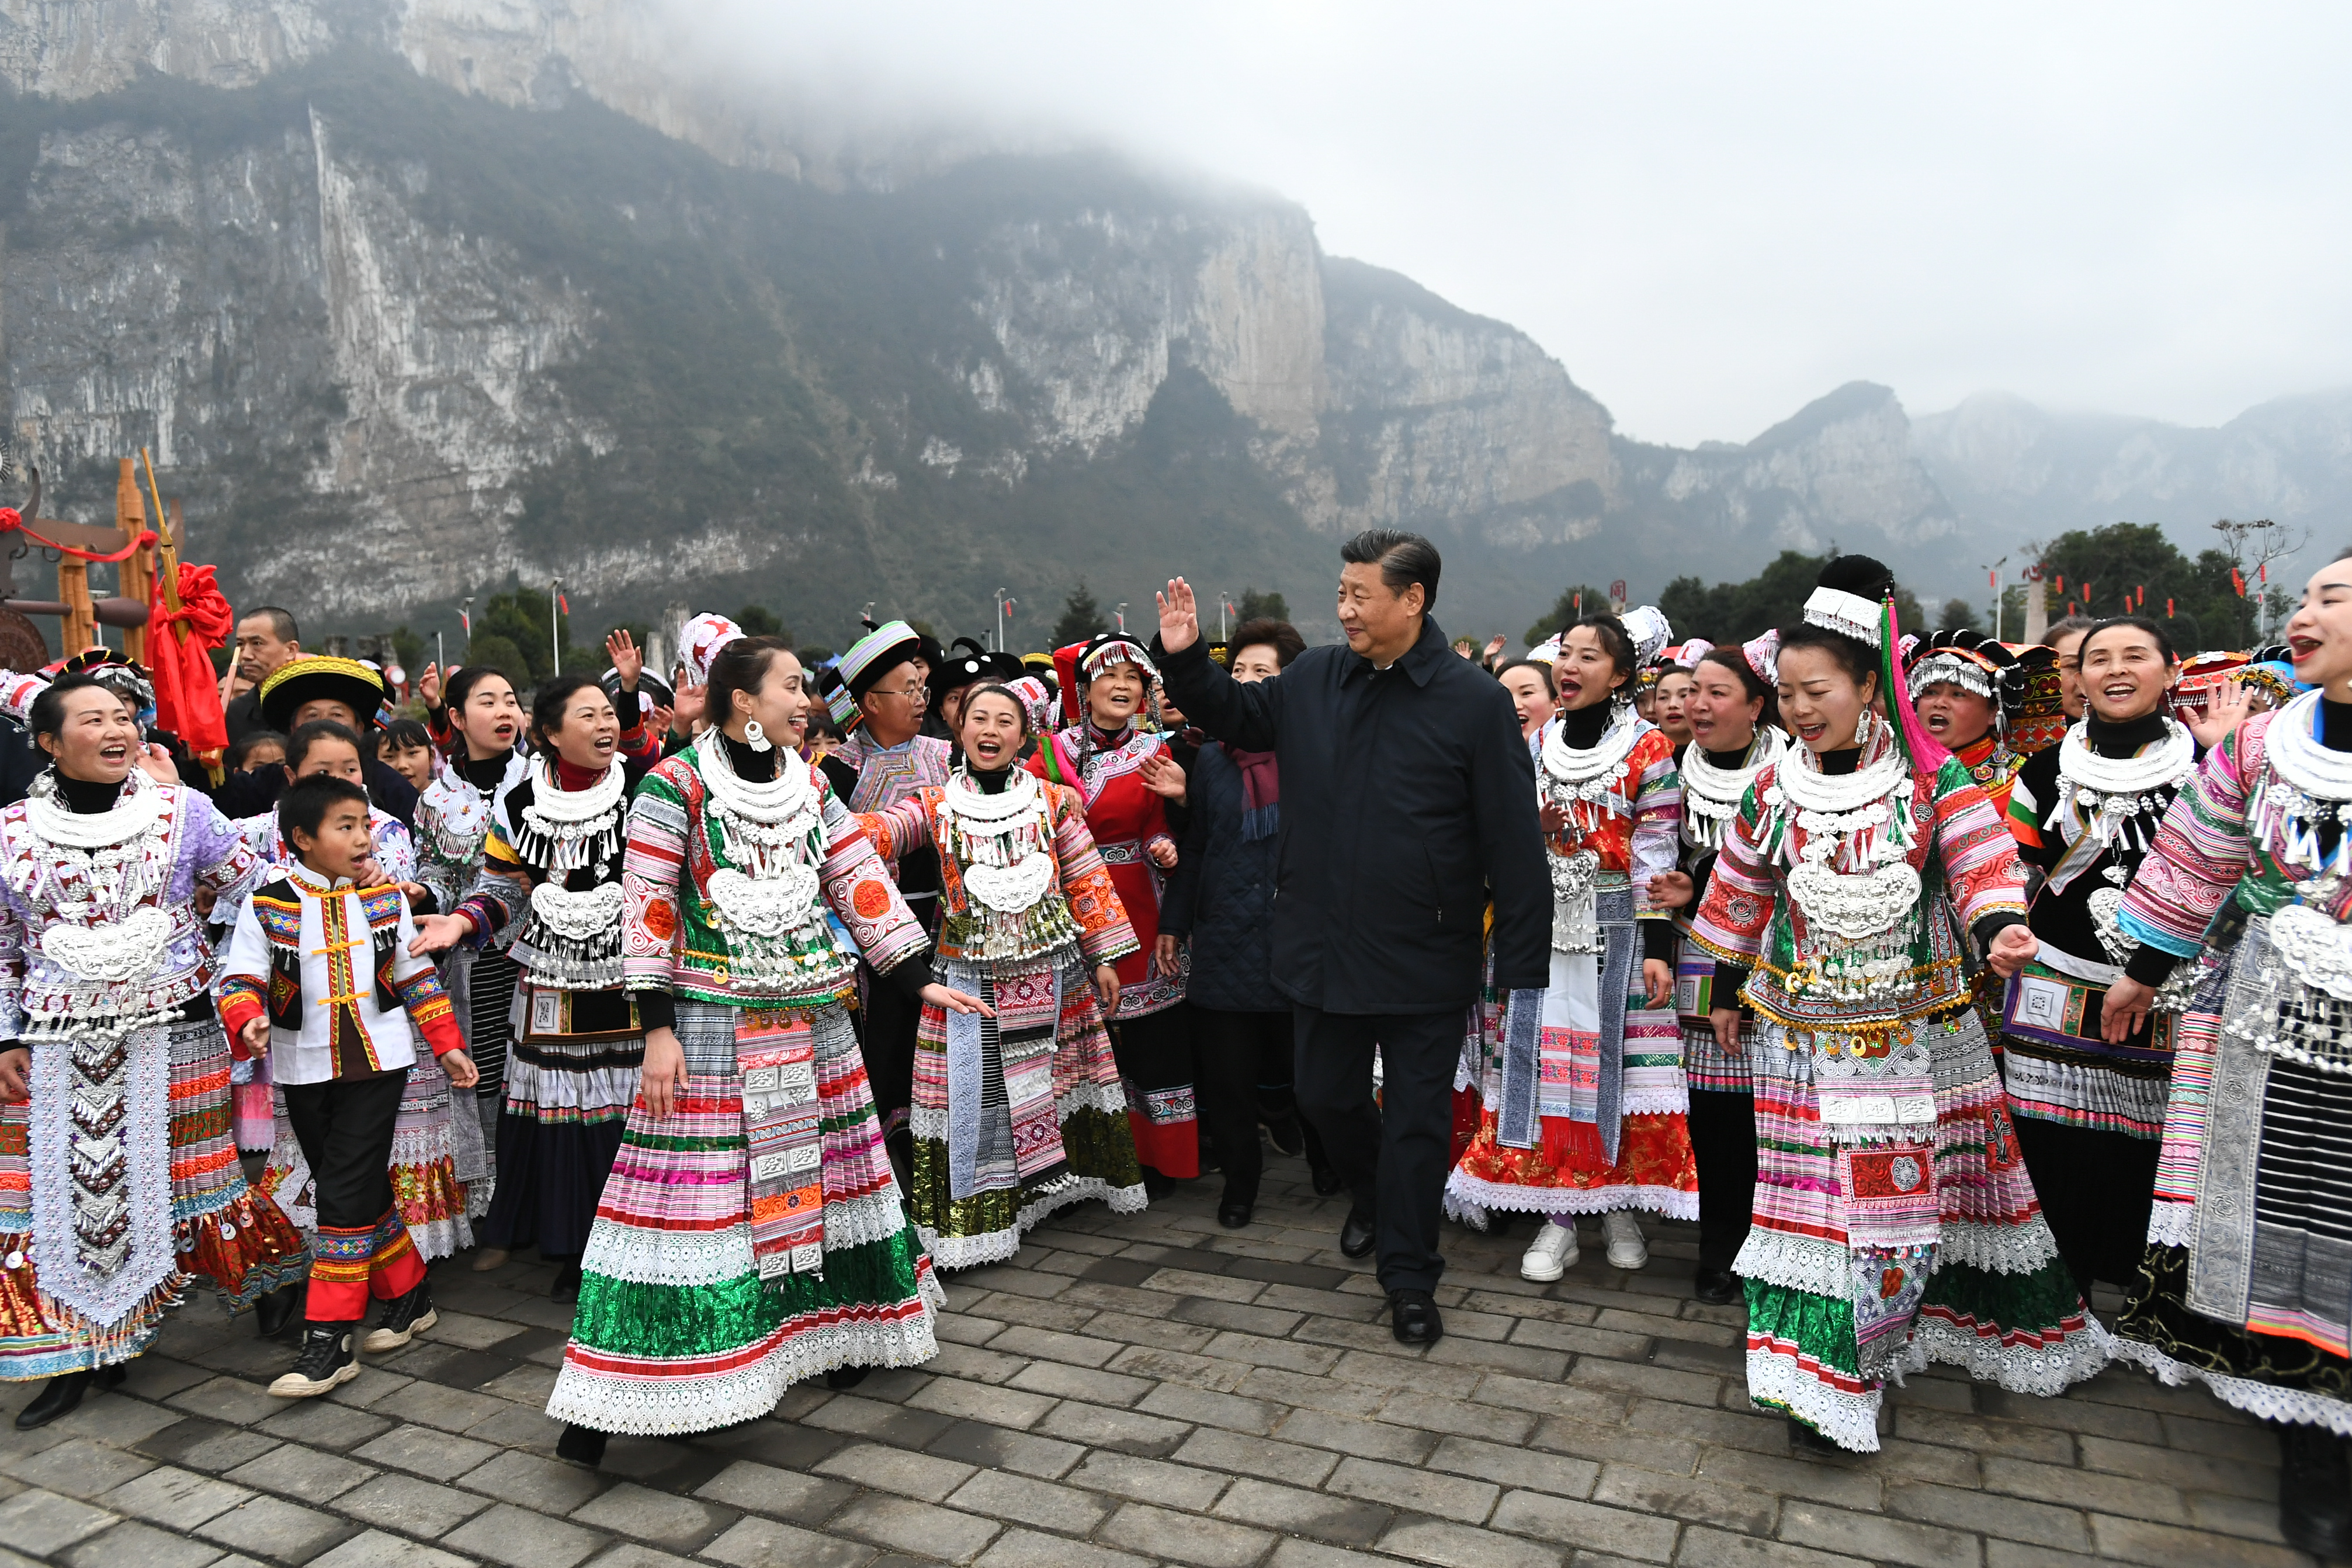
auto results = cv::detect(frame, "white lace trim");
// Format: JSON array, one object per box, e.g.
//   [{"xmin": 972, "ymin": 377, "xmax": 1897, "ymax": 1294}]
[
  {"xmin": 1733, "ymin": 1228, "xmax": 1850, "ymax": 1296},
  {"xmin": 824, "ymin": 1192, "xmax": 918, "ymax": 1252},
  {"xmin": 1620, "ymin": 1084, "xmax": 1690, "ymax": 1116},
  {"xmin": 919, "ymin": 1176, "xmax": 1148, "ymax": 1270},
  {"xmin": 1914, "ymin": 1307, "xmax": 2110, "ymax": 1396},
  {"xmin": 2146, "ymin": 1198, "xmax": 2196, "ymax": 1247},
  {"xmin": 522, "ymin": 756, "xmax": 627, "ymax": 824},
  {"xmin": 2110, "ymin": 1335, "xmax": 2352, "ymax": 1435},
  {"xmin": 28, "ymin": 1022, "xmax": 176, "ymax": 1327},
  {"xmin": 583, "ymin": 1217, "xmax": 750, "ymax": 1288},
  {"xmin": 1441, "ymin": 1168, "xmax": 1698, "ymax": 1222},
  {"xmin": 547, "ymin": 1300, "xmax": 942, "ymax": 1438},
  {"xmin": 1744, "ymin": 1341, "xmax": 1883, "ymax": 1452},
  {"xmin": 1937, "ymin": 1216, "xmax": 2062, "ymax": 1278}
]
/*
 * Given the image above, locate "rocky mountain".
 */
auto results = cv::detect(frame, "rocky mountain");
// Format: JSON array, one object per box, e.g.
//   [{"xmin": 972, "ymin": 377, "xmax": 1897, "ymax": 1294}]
[{"xmin": 0, "ymin": 0, "xmax": 2340, "ymax": 657}]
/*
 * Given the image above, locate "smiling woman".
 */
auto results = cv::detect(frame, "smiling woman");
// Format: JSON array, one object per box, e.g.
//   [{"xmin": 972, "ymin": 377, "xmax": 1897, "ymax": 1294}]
[{"xmin": 1688, "ymin": 554, "xmax": 2103, "ymax": 1455}]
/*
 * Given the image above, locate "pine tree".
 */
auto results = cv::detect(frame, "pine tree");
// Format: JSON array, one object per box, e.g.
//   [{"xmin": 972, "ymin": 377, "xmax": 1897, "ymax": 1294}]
[
  {"xmin": 1236, "ymin": 586, "xmax": 1289, "ymax": 625},
  {"xmin": 1053, "ymin": 580, "xmax": 1109, "ymax": 647}
]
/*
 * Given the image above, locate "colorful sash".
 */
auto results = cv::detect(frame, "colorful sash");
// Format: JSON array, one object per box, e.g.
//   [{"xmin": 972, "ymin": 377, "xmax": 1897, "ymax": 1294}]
[
  {"xmin": 943, "ymin": 959, "xmax": 1068, "ymax": 1199},
  {"xmin": 737, "ymin": 1012, "xmax": 823, "ymax": 1281},
  {"xmin": 1840, "ymin": 1140, "xmax": 1940, "ymax": 1376},
  {"xmin": 2001, "ymin": 959, "xmax": 2174, "ymax": 1066}
]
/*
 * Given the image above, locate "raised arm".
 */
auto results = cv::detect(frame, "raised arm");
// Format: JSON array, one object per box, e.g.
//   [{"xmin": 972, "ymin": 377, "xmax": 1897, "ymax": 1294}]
[{"xmin": 1156, "ymin": 578, "xmax": 1282, "ymax": 752}]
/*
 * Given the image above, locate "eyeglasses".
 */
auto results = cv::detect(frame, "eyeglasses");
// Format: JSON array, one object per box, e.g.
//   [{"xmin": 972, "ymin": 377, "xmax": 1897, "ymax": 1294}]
[{"xmin": 870, "ymin": 685, "xmax": 927, "ymax": 702}]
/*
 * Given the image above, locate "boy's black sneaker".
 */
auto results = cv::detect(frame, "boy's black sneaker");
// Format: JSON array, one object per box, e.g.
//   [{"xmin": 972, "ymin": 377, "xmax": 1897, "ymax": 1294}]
[
  {"xmin": 269, "ymin": 1323, "xmax": 359, "ymax": 1398},
  {"xmin": 362, "ymin": 1283, "xmax": 438, "ymax": 1354}
]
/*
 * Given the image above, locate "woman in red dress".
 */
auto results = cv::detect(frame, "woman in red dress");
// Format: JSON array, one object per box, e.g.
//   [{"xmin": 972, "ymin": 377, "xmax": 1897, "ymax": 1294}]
[{"xmin": 1030, "ymin": 634, "xmax": 1195, "ymax": 1193}]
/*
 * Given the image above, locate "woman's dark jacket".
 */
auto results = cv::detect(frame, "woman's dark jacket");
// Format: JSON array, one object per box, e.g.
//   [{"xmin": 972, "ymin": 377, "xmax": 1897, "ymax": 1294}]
[{"xmin": 1158, "ymin": 741, "xmax": 1283, "ymax": 1014}]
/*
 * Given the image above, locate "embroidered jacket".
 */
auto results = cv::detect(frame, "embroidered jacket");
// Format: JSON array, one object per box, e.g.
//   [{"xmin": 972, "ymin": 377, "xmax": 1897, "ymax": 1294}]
[
  {"xmin": 1950, "ymin": 733, "xmax": 2027, "ymax": 838},
  {"xmin": 861, "ymin": 778, "xmax": 1140, "ymax": 969},
  {"xmin": 621, "ymin": 750, "xmax": 928, "ymax": 1008},
  {"xmin": 217, "ymin": 870, "xmax": 463, "ymax": 1083},
  {"xmin": 411, "ymin": 751, "xmax": 530, "ymax": 922},
  {"xmin": 450, "ymin": 758, "xmax": 648, "ymax": 993},
  {"xmin": 0, "ymin": 779, "xmax": 265, "ymax": 1039},
  {"xmin": 2117, "ymin": 709, "xmax": 2313, "ymax": 959},
  {"xmin": 1027, "ymin": 724, "xmax": 1181, "ymax": 1013},
  {"xmin": 1688, "ymin": 734, "xmax": 2029, "ymax": 1032},
  {"xmin": 1543, "ymin": 720, "xmax": 1682, "ymax": 915}
]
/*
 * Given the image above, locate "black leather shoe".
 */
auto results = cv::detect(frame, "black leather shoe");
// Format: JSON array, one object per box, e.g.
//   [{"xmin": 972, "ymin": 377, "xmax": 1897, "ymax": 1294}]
[
  {"xmin": 1389, "ymin": 1289, "xmax": 1444, "ymax": 1345},
  {"xmin": 1692, "ymin": 1268, "xmax": 1740, "ymax": 1306},
  {"xmin": 1340, "ymin": 1206, "xmax": 1376, "ymax": 1259},
  {"xmin": 550, "ymin": 1262, "xmax": 583, "ymax": 1305},
  {"xmin": 1310, "ymin": 1162, "xmax": 1345, "ymax": 1196},
  {"xmin": 1218, "ymin": 1189, "xmax": 1255, "ymax": 1229},
  {"xmin": 1787, "ymin": 1416, "xmax": 1847, "ymax": 1456},
  {"xmin": 13, "ymin": 1363, "xmax": 123, "ymax": 1431},
  {"xmin": 556, "ymin": 1422, "xmax": 608, "ymax": 1468},
  {"xmin": 255, "ymin": 1282, "xmax": 304, "ymax": 1339},
  {"xmin": 825, "ymin": 1365, "xmax": 869, "ymax": 1391},
  {"xmin": 2279, "ymin": 1423, "xmax": 2352, "ymax": 1558}
]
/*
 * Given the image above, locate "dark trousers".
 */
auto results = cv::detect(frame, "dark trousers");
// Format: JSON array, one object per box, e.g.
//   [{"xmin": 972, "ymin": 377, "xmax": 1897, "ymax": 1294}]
[
  {"xmin": 1195, "ymin": 1007, "xmax": 1326, "ymax": 1196},
  {"xmin": 1293, "ymin": 1005, "xmax": 1459, "ymax": 1295},
  {"xmin": 1687, "ymin": 1088, "xmax": 1756, "ymax": 1274},
  {"xmin": 281, "ymin": 1069, "xmax": 421, "ymax": 1321},
  {"xmin": 862, "ymin": 971, "xmax": 922, "ymax": 1131},
  {"xmin": 2013, "ymin": 1113, "xmax": 2159, "ymax": 1296}
]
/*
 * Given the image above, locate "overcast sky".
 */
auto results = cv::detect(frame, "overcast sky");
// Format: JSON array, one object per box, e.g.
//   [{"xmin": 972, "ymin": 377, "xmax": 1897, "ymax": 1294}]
[{"xmin": 673, "ymin": 2, "xmax": 2352, "ymax": 450}]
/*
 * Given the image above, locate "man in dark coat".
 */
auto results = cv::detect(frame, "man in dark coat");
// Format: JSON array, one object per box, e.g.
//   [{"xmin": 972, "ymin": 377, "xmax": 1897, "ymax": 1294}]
[{"xmin": 1154, "ymin": 530, "xmax": 1549, "ymax": 1345}]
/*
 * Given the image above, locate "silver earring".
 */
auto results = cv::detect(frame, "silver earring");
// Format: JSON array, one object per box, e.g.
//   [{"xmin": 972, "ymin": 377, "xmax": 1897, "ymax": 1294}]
[
  {"xmin": 744, "ymin": 719, "xmax": 773, "ymax": 753},
  {"xmin": 1854, "ymin": 710, "xmax": 1876, "ymax": 748}
]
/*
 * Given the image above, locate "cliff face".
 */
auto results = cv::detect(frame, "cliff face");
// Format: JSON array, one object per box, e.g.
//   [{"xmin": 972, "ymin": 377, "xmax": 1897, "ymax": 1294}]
[{"xmin": 3, "ymin": 0, "xmax": 2331, "ymax": 650}]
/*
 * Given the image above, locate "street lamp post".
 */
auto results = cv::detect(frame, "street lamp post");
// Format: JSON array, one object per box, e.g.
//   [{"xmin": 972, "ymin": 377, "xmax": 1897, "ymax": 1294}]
[
  {"xmin": 1983, "ymin": 556, "xmax": 2008, "ymax": 643},
  {"xmin": 1115, "ymin": 602, "xmax": 1128, "ymax": 634}
]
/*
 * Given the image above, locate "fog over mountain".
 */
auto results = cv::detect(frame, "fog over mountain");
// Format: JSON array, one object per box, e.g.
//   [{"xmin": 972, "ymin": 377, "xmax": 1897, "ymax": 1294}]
[{"xmin": 0, "ymin": 0, "xmax": 2339, "ymax": 652}]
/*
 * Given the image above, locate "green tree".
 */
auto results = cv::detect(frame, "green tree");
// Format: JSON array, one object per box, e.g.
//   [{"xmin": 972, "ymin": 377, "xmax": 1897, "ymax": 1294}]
[
  {"xmin": 470, "ymin": 585, "xmax": 598, "ymax": 683},
  {"xmin": 1936, "ymin": 598, "xmax": 1977, "ymax": 632},
  {"xmin": 1053, "ymin": 580, "xmax": 1109, "ymax": 647},
  {"xmin": 463, "ymin": 632, "xmax": 532, "ymax": 689},
  {"xmin": 390, "ymin": 625, "xmax": 424, "ymax": 679},
  {"xmin": 2034, "ymin": 522, "xmax": 2254, "ymax": 653},
  {"xmin": 1659, "ymin": 550, "xmax": 1928, "ymax": 646},
  {"xmin": 1524, "ymin": 584, "xmax": 1615, "ymax": 646},
  {"xmin": 1236, "ymin": 586, "xmax": 1289, "ymax": 625},
  {"xmin": 734, "ymin": 603, "xmax": 785, "ymax": 639}
]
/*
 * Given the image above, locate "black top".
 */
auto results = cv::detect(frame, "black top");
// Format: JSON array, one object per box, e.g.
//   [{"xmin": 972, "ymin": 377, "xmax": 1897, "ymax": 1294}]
[
  {"xmin": 1158, "ymin": 616, "xmax": 1548, "ymax": 1014},
  {"xmin": 1159, "ymin": 741, "xmax": 1285, "ymax": 1014},
  {"xmin": 2016, "ymin": 709, "xmax": 2179, "ymax": 977}
]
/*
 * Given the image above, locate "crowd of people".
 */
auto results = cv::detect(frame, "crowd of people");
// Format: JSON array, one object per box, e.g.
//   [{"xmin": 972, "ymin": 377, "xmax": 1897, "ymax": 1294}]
[{"xmin": 1, "ymin": 530, "xmax": 2350, "ymax": 1553}]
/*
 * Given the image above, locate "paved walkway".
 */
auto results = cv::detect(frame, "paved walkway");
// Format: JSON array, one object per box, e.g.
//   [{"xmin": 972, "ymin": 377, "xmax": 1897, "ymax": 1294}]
[{"xmin": 0, "ymin": 1149, "xmax": 2313, "ymax": 1568}]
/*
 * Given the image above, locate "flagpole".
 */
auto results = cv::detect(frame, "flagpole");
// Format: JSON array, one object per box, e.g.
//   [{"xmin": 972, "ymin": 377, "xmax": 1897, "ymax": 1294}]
[{"xmin": 551, "ymin": 578, "xmax": 563, "ymax": 677}]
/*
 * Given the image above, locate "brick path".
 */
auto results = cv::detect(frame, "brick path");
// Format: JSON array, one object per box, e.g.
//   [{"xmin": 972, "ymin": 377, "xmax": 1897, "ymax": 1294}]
[{"xmin": 0, "ymin": 1149, "xmax": 2313, "ymax": 1568}]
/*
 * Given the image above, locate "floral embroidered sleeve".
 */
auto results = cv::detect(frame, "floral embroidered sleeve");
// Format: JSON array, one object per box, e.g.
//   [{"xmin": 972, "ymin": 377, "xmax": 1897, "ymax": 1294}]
[
  {"xmin": 621, "ymin": 765, "xmax": 693, "ymax": 995},
  {"xmin": 2118, "ymin": 713, "xmax": 2263, "ymax": 958},
  {"xmin": 855, "ymin": 797, "xmax": 936, "ymax": 863},
  {"xmin": 819, "ymin": 784, "xmax": 928, "ymax": 975},
  {"xmin": 371, "ymin": 814, "xmax": 420, "ymax": 887},
  {"xmin": 215, "ymin": 896, "xmax": 269, "ymax": 1048},
  {"xmin": 1629, "ymin": 733, "xmax": 1681, "ymax": 919},
  {"xmin": 1047, "ymin": 783, "xmax": 1142, "ymax": 967},
  {"xmin": 452, "ymin": 814, "xmax": 530, "ymax": 945},
  {"xmin": 1687, "ymin": 776, "xmax": 1777, "ymax": 966},
  {"xmin": 1927, "ymin": 759, "xmax": 2029, "ymax": 929},
  {"xmin": 189, "ymin": 793, "xmax": 266, "ymax": 907}
]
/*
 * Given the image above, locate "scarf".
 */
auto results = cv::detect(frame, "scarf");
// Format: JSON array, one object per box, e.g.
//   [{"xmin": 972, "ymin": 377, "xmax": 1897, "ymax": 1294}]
[{"xmin": 1230, "ymin": 748, "xmax": 1279, "ymax": 841}]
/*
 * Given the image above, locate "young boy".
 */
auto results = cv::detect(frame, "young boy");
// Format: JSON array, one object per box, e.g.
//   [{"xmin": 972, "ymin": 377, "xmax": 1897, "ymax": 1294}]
[{"xmin": 218, "ymin": 775, "xmax": 478, "ymax": 1397}]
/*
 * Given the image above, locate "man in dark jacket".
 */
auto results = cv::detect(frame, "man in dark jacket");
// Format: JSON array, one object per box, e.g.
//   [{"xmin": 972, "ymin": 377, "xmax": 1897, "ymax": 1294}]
[{"xmin": 1155, "ymin": 531, "xmax": 1549, "ymax": 1346}]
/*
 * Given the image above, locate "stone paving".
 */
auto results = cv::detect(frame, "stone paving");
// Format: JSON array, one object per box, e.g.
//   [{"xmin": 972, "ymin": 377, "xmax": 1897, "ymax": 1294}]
[{"xmin": 0, "ymin": 1147, "xmax": 2319, "ymax": 1568}]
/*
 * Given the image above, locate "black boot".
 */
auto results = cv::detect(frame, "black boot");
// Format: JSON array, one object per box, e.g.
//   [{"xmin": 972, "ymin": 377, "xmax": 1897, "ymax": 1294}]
[
  {"xmin": 556, "ymin": 1422, "xmax": 609, "ymax": 1468},
  {"xmin": 2278, "ymin": 1422, "xmax": 2352, "ymax": 1559},
  {"xmin": 13, "ymin": 1363, "xmax": 125, "ymax": 1430},
  {"xmin": 549, "ymin": 1262, "xmax": 583, "ymax": 1305},
  {"xmin": 825, "ymin": 1365, "xmax": 869, "ymax": 1390},
  {"xmin": 362, "ymin": 1282, "xmax": 438, "ymax": 1354},
  {"xmin": 1218, "ymin": 1182, "xmax": 1257, "ymax": 1230},
  {"xmin": 269, "ymin": 1323, "xmax": 360, "ymax": 1399},
  {"xmin": 1692, "ymin": 1268, "xmax": 1741, "ymax": 1306},
  {"xmin": 1309, "ymin": 1159, "xmax": 1345, "ymax": 1196},
  {"xmin": 255, "ymin": 1283, "xmax": 304, "ymax": 1339}
]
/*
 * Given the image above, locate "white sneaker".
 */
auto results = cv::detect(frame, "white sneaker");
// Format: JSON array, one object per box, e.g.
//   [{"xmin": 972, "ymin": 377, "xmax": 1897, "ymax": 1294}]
[
  {"xmin": 1521, "ymin": 1222, "xmax": 1579, "ymax": 1281},
  {"xmin": 1602, "ymin": 1210, "xmax": 1649, "ymax": 1270}
]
